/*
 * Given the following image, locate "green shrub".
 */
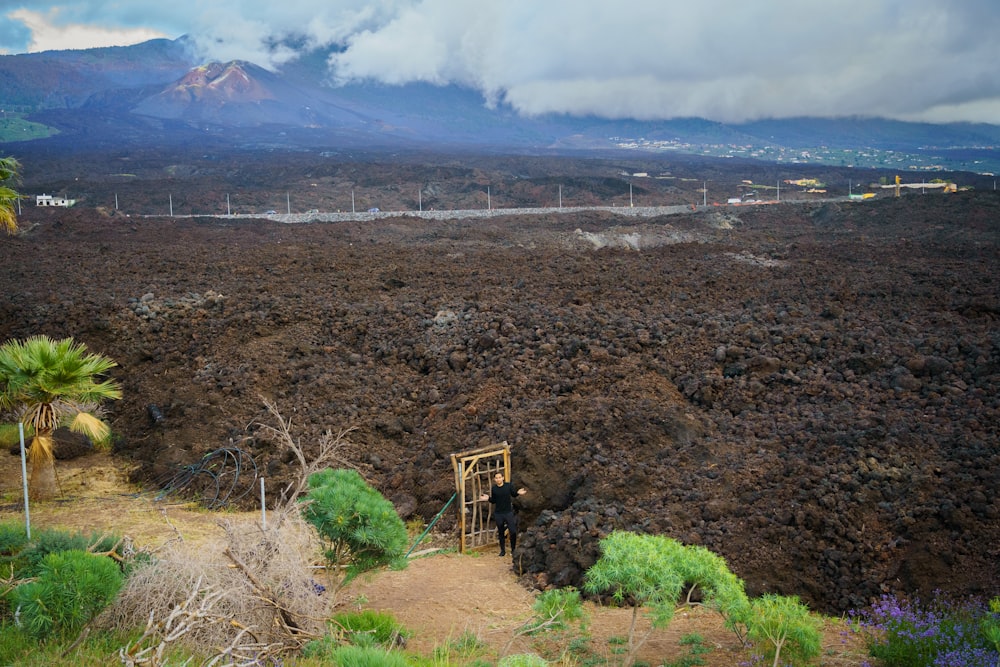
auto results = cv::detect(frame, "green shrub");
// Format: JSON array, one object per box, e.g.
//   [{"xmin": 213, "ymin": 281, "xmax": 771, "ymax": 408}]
[
  {"xmin": 433, "ymin": 630, "xmax": 489, "ymax": 662},
  {"xmin": 664, "ymin": 632, "xmax": 712, "ymax": 667},
  {"xmin": 301, "ymin": 634, "xmax": 338, "ymax": 659},
  {"xmin": 332, "ymin": 609, "xmax": 411, "ymax": 648},
  {"xmin": 506, "ymin": 587, "xmax": 590, "ymax": 662},
  {"xmin": 0, "ymin": 520, "xmax": 29, "ymax": 564},
  {"xmin": 499, "ymin": 653, "xmax": 549, "ymax": 667},
  {"xmin": 9, "ymin": 549, "xmax": 123, "ymax": 639},
  {"xmin": 16, "ymin": 526, "xmax": 122, "ymax": 576},
  {"xmin": 14, "ymin": 527, "xmax": 90, "ymax": 575},
  {"xmin": 981, "ymin": 597, "xmax": 1000, "ymax": 654},
  {"xmin": 746, "ymin": 593, "xmax": 822, "ymax": 667},
  {"xmin": 328, "ymin": 644, "xmax": 411, "ymax": 667},
  {"xmin": 300, "ymin": 468, "xmax": 409, "ymax": 588}
]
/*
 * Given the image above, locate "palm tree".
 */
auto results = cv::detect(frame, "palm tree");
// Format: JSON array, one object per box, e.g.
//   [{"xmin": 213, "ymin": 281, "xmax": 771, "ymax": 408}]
[
  {"xmin": 0, "ymin": 336, "xmax": 122, "ymax": 499},
  {"xmin": 0, "ymin": 156, "xmax": 21, "ymax": 234}
]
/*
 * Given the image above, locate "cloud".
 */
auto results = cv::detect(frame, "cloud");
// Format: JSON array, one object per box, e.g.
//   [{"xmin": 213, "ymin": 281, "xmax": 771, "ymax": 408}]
[
  {"xmin": 324, "ymin": 0, "xmax": 1000, "ymax": 124},
  {"xmin": 2, "ymin": 0, "xmax": 999, "ymax": 124},
  {"xmin": 4, "ymin": 8, "xmax": 169, "ymax": 53}
]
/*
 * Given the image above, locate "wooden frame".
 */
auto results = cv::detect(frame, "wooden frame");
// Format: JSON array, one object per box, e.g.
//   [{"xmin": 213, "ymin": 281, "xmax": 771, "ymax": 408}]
[{"xmin": 451, "ymin": 442, "xmax": 510, "ymax": 553}]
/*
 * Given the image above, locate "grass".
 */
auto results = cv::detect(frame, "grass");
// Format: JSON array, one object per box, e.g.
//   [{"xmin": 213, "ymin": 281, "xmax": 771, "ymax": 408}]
[{"xmin": 0, "ymin": 115, "xmax": 58, "ymax": 142}]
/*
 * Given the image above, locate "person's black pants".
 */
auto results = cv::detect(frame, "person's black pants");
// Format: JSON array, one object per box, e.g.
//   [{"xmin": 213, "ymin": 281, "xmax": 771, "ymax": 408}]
[{"xmin": 494, "ymin": 511, "xmax": 517, "ymax": 554}]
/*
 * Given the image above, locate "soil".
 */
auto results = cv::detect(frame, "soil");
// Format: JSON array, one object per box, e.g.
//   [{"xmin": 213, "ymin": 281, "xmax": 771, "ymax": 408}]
[{"xmin": 1, "ymin": 149, "xmax": 998, "ymax": 630}]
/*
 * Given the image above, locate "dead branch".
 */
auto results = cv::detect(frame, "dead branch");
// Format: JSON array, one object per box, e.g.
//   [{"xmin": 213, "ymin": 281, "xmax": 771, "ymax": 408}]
[
  {"xmin": 254, "ymin": 395, "xmax": 357, "ymax": 512},
  {"xmin": 222, "ymin": 546, "xmax": 303, "ymax": 637},
  {"xmin": 118, "ymin": 577, "xmax": 226, "ymax": 666}
]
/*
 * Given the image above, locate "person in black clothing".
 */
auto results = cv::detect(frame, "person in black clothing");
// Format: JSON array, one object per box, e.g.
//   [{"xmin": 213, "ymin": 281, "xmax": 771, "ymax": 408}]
[{"xmin": 480, "ymin": 472, "xmax": 527, "ymax": 557}]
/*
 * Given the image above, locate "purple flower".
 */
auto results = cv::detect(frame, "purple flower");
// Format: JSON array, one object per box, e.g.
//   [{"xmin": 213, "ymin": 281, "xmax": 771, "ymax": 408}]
[{"xmin": 851, "ymin": 593, "xmax": 999, "ymax": 667}]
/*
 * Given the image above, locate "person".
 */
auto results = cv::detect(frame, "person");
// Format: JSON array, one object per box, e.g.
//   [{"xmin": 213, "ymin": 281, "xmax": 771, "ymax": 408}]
[{"xmin": 479, "ymin": 472, "xmax": 526, "ymax": 557}]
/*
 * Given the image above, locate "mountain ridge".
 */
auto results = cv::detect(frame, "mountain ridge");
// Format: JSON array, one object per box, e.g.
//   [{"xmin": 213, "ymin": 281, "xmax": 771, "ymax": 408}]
[{"xmin": 1, "ymin": 37, "xmax": 998, "ymax": 171}]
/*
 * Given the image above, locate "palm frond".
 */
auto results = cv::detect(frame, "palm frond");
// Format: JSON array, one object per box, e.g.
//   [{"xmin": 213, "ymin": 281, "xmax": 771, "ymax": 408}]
[
  {"xmin": 69, "ymin": 412, "xmax": 111, "ymax": 443},
  {"xmin": 26, "ymin": 434, "xmax": 54, "ymax": 466},
  {"xmin": 0, "ymin": 336, "xmax": 121, "ymax": 441},
  {"xmin": 0, "ymin": 156, "xmax": 20, "ymax": 182},
  {"xmin": 0, "ymin": 156, "xmax": 21, "ymax": 235}
]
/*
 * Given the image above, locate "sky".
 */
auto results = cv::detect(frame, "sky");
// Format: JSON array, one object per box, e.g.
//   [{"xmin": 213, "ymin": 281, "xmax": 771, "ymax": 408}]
[{"xmin": 1, "ymin": 0, "xmax": 999, "ymax": 125}]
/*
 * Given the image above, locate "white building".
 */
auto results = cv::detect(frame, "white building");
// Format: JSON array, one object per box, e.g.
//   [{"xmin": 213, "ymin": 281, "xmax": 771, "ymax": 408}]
[{"xmin": 36, "ymin": 194, "xmax": 76, "ymax": 207}]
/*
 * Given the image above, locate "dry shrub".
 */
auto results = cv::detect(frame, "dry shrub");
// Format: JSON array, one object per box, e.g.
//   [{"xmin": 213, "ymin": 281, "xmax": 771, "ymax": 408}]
[
  {"xmin": 99, "ymin": 510, "xmax": 332, "ymax": 657},
  {"xmin": 99, "ymin": 399, "xmax": 354, "ymax": 663}
]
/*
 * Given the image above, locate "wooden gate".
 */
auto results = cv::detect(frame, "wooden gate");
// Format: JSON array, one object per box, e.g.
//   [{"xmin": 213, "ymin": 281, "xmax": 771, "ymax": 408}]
[{"xmin": 451, "ymin": 442, "xmax": 510, "ymax": 553}]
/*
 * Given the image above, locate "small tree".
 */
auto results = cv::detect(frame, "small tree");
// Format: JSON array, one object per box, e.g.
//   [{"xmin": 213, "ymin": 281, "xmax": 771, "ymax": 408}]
[
  {"xmin": 0, "ymin": 335, "xmax": 122, "ymax": 499},
  {"xmin": 669, "ymin": 542, "xmax": 751, "ymax": 640},
  {"xmin": 0, "ymin": 156, "xmax": 20, "ymax": 235},
  {"xmin": 300, "ymin": 468, "xmax": 408, "ymax": 590},
  {"xmin": 747, "ymin": 593, "xmax": 822, "ymax": 667},
  {"xmin": 583, "ymin": 531, "xmax": 685, "ymax": 666},
  {"xmin": 584, "ymin": 531, "xmax": 753, "ymax": 666}
]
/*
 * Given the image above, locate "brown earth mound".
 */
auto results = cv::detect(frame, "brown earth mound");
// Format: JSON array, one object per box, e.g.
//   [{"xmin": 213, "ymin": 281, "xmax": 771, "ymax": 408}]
[{"xmin": 1, "ymin": 189, "xmax": 997, "ymax": 616}]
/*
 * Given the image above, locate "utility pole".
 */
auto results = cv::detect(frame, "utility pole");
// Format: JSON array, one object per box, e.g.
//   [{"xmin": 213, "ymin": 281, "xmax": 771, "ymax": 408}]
[
  {"xmin": 703, "ymin": 181, "xmax": 707, "ymax": 207},
  {"xmin": 418, "ymin": 188, "xmax": 422, "ymax": 212},
  {"xmin": 351, "ymin": 189, "xmax": 355, "ymax": 214},
  {"xmin": 559, "ymin": 185, "xmax": 563, "ymax": 209},
  {"xmin": 487, "ymin": 186, "xmax": 491, "ymax": 210},
  {"xmin": 629, "ymin": 183, "xmax": 633, "ymax": 208},
  {"xmin": 169, "ymin": 194, "xmax": 173, "ymax": 217},
  {"xmin": 226, "ymin": 193, "xmax": 231, "ymax": 216},
  {"xmin": 286, "ymin": 192, "xmax": 290, "ymax": 214}
]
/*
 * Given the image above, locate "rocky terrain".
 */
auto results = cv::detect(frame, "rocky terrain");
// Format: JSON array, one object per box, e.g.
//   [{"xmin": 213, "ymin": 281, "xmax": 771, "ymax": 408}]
[{"xmin": 1, "ymin": 167, "xmax": 997, "ymax": 616}]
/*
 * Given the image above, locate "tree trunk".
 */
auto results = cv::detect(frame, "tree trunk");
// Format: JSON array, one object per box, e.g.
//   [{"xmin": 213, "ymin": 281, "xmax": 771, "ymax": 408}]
[{"xmin": 28, "ymin": 434, "xmax": 58, "ymax": 500}]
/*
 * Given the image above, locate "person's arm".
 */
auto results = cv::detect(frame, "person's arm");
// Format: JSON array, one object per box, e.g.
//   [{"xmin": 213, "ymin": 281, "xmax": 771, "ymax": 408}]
[
  {"xmin": 479, "ymin": 487, "xmax": 492, "ymax": 502},
  {"xmin": 517, "ymin": 487, "xmax": 526, "ymax": 496}
]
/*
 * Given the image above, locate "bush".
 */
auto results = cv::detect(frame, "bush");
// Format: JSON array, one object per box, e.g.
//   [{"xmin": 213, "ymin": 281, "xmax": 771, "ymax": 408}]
[
  {"xmin": 327, "ymin": 644, "xmax": 410, "ymax": 667},
  {"xmin": 983, "ymin": 598, "xmax": 1000, "ymax": 655},
  {"xmin": 15, "ymin": 526, "xmax": 122, "ymax": 577},
  {"xmin": 854, "ymin": 593, "xmax": 1000, "ymax": 667},
  {"xmin": 300, "ymin": 468, "xmax": 408, "ymax": 588},
  {"xmin": 746, "ymin": 593, "xmax": 822, "ymax": 667},
  {"xmin": 499, "ymin": 653, "xmax": 549, "ymax": 667},
  {"xmin": 0, "ymin": 520, "xmax": 29, "ymax": 563},
  {"xmin": 665, "ymin": 633, "xmax": 712, "ymax": 667},
  {"xmin": 433, "ymin": 630, "xmax": 489, "ymax": 662},
  {"xmin": 104, "ymin": 514, "xmax": 332, "ymax": 659},
  {"xmin": 331, "ymin": 609, "xmax": 411, "ymax": 648},
  {"xmin": 9, "ymin": 549, "xmax": 123, "ymax": 639}
]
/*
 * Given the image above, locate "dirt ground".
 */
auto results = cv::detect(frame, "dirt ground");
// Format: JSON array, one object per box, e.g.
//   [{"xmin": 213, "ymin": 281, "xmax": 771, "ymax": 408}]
[{"xmin": 0, "ymin": 451, "xmax": 867, "ymax": 666}]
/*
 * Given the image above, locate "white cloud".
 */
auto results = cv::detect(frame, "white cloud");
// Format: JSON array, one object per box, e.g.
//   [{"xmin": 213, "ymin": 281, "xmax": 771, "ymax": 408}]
[
  {"xmin": 2, "ymin": 0, "xmax": 999, "ymax": 124},
  {"xmin": 321, "ymin": 0, "xmax": 1000, "ymax": 124},
  {"xmin": 7, "ymin": 8, "xmax": 167, "ymax": 52}
]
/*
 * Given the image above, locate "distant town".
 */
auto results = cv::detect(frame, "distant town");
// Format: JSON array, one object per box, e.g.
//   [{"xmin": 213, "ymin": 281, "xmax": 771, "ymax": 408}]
[{"xmin": 610, "ymin": 136, "xmax": 998, "ymax": 176}]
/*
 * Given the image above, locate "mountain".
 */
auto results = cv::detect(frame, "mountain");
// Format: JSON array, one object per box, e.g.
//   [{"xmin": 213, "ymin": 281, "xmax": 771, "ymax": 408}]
[
  {"xmin": 1, "ymin": 37, "xmax": 999, "ymax": 171},
  {"xmin": 0, "ymin": 38, "xmax": 194, "ymax": 110}
]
